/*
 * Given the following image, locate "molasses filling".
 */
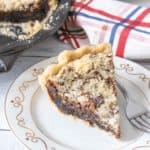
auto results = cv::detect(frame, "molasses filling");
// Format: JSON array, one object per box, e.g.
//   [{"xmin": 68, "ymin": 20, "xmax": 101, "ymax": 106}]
[
  {"xmin": 0, "ymin": 0, "xmax": 49, "ymax": 22},
  {"xmin": 39, "ymin": 44, "xmax": 120, "ymax": 139},
  {"xmin": 46, "ymin": 80, "xmax": 119, "ymax": 138},
  {"xmin": 0, "ymin": 0, "xmax": 57, "ymax": 39}
]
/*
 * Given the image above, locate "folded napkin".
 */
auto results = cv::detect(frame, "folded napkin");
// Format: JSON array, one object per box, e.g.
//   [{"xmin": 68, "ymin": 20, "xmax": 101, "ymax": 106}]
[{"xmin": 58, "ymin": 0, "xmax": 150, "ymax": 60}]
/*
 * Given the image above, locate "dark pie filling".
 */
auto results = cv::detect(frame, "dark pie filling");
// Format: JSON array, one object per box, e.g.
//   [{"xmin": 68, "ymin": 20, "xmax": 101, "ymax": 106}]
[
  {"xmin": 0, "ymin": 0, "xmax": 50, "ymax": 23},
  {"xmin": 46, "ymin": 80, "xmax": 120, "ymax": 138}
]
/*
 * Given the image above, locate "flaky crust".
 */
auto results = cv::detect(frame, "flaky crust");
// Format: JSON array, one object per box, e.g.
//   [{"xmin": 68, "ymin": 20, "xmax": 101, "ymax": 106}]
[{"xmin": 39, "ymin": 43, "xmax": 111, "ymax": 86}]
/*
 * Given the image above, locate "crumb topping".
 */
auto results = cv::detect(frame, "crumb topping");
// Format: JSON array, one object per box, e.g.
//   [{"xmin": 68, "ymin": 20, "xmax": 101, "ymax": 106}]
[
  {"xmin": 0, "ymin": 0, "xmax": 41, "ymax": 11},
  {"xmin": 0, "ymin": 0, "xmax": 57, "ymax": 39},
  {"xmin": 39, "ymin": 43, "xmax": 120, "ymax": 138},
  {"xmin": 49, "ymin": 52, "xmax": 119, "ymax": 134}
]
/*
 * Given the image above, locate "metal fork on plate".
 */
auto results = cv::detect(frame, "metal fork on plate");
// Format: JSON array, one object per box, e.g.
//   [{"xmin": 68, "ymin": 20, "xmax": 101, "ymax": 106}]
[{"xmin": 117, "ymin": 82, "xmax": 150, "ymax": 133}]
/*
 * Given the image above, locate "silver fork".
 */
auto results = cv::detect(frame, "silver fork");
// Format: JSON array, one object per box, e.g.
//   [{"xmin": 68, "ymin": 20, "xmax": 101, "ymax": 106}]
[{"xmin": 117, "ymin": 82, "xmax": 150, "ymax": 133}]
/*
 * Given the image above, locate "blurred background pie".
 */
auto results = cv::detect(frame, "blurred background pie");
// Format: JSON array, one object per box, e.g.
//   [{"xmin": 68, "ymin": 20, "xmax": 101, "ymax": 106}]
[{"xmin": 0, "ymin": 0, "xmax": 57, "ymax": 39}]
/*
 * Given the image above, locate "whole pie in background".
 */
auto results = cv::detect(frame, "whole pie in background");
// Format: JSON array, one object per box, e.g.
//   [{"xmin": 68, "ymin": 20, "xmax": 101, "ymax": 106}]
[
  {"xmin": 39, "ymin": 43, "xmax": 120, "ymax": 139},
  {"xmin": 0, "ymin": 0, "xmax": 57, "ymax": 39}
]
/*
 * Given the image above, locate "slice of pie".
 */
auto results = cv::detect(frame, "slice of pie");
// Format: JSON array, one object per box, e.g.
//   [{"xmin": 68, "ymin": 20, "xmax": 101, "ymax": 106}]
[{"xmin": 39, "ymin": 43, "xmax": 120, "ymax": 138}]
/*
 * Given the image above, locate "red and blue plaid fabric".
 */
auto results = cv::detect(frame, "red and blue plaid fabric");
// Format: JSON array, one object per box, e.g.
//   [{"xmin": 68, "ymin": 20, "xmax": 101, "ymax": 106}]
[{"xmin": 58, "ymin": 0, "xmax": 150, "ymax": 60}]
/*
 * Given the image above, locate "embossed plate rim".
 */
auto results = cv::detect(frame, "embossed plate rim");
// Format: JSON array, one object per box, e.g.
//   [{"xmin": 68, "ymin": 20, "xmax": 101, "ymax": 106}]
[{"xmin": 4, "ymin": 56, "xmax": 150, "ymax": 150}]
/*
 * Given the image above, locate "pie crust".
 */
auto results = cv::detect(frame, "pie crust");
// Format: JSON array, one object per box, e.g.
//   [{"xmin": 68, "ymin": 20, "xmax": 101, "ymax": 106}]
[
  {"xmin": 39, "ymin": 43, "xmax": 111, "ymax": 86},
  {"xmin": 39, "ymin": 43, "xmax": 120, "ymax": 139}
]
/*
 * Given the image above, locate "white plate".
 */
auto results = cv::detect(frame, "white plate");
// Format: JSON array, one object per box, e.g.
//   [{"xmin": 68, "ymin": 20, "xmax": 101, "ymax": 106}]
[{"xmin": 5, "ymin": 57, "xmax": 150, "ymax": 150}]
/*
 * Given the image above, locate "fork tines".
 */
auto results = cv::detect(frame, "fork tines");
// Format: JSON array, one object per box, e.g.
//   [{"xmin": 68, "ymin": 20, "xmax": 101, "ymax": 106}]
[{"xmin": 130, "ymin": 112, "xmax": 150, "ymax": 132}]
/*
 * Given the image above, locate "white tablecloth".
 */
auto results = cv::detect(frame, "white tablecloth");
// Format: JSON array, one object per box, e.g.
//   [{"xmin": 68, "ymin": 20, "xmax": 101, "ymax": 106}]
[{"xmin": 0, "ymin": 1, "xmax": 150, "ymax": 149}]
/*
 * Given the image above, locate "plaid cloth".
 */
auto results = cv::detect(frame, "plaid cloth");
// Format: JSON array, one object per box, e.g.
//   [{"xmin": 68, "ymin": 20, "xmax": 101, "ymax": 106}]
[{"xmin": 58, "ymin": 0, "xmax": 150, "ymax": 60}]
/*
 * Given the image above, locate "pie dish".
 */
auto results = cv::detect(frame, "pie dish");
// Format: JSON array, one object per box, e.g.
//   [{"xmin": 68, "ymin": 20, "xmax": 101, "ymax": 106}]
[
  {"xmin": 0, "ymin": 0, "xmax": 57, "ymax": 39},
  {"xmin": 39, "ymin": 43, "xmax": 120, "ymax": 138}
]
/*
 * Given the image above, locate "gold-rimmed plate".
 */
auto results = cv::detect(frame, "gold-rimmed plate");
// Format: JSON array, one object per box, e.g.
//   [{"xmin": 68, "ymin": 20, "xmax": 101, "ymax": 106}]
[{"xmin": 5, "ymin": 56, "xmax": 150, "ymax": 150}]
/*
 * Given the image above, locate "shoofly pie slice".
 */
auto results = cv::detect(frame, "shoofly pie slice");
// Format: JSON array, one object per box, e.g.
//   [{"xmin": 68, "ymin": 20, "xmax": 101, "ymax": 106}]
[
  {"xmin": 39, "ymin": 43, "xmax": 120, "ymax": 138},
  {"xmin": 0, "ymin": 0, "xmax": 57, "ymax": 39}
]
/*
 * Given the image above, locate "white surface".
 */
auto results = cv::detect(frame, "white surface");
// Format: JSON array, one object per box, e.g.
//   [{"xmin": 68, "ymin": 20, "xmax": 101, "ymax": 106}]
[
  {"xmin": 0, "ymin": 0, "xmax": 150, "ymax": 149},
  {"xmin": 5, "ymin": 56, "xmax": 150, "ymax": 150},
  {"xmin": 118, "ymin": 0, "xmax": 150, "ymax": 6}
]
